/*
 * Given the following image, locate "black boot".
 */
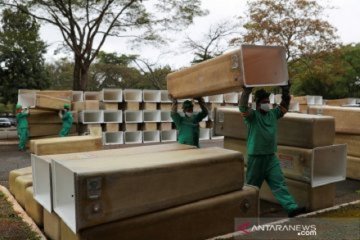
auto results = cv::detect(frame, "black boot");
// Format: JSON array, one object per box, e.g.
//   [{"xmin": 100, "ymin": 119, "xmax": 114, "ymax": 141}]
[{"xmin": 288, "ymin": 207, "xmax": 307, "ymax": 217}]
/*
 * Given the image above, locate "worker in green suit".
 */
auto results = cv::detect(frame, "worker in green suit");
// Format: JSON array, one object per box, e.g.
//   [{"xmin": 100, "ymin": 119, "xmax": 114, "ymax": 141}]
[
  {"xmin": 58, "ymin": 103, "xmax": 73, "ymax": 137},
  {"xmin": 16, "ymin": 104, "xmax": 29, "ymax": 151},
  {"xmin": 239, "ymin": 82, "xmax": 306, "ymax": 217},
  {"xmin": 170, "ymin": 95, "xmax": 208, "ymax": 147}
]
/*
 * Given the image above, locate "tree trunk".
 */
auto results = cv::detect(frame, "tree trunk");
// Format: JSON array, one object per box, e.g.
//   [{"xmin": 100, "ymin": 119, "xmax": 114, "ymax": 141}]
[{"xmin": 72, "ymin": 54, "xmax": 89, "ymax": 91}]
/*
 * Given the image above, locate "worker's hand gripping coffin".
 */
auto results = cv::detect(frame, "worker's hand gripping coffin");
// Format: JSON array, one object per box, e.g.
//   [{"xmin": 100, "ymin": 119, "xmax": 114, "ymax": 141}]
[
  {"xmin": 61, "ymin": 185, "xmax": 259, "ymax": 240},
  {"xmin": 215, "ymin": 107, "xmax": 335, "ymax": 148},
  {"xmin": 31, "ymin": 143, "xmax": 196, "ymax": 212},
  {"xmin": 51, "ymin": 147, "xmax": 244, "ymax": 233},
  {"xmin": 167, "ymin": 45, "xmax": 289, "ymax": 98}
]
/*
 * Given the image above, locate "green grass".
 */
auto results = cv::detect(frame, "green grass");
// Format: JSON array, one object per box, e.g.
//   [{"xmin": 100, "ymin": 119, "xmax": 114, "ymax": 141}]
[{"xmin": 0, "ymin": 190, "xmax": 41, "ymax": 240}]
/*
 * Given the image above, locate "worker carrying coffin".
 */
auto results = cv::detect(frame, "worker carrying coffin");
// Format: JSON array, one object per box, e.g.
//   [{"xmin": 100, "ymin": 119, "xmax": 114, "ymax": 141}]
[
  {"xmin": 58, "ymin": 103, "xmax": 73, "ymax": 137},
  {"xmin": 169, "ymin": 95, "xmax": 208, "ymax": 148},
  {"xmin": 239, "ymin": 82, "xmax": 306, "ymax": 217},
  {"xmin": 16, "ymin": 104, "xmax": 29, "ymax": 151}
]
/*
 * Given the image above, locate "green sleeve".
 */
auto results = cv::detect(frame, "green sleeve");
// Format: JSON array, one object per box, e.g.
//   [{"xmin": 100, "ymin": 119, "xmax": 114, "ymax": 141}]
[
  {"xmin": 171, "ymin": 112, "xmax": 182, "ymax": 127},
  {"xmin": 239, "ymin": 105, "xmax": 254, "ymax": 124},
  {"xmin": 195, "ymin": 109, "xmax": 208, "ymax": 122},
  {"xmin": 273, "ymin": 106, "xmax": 285, "ymax": 119}
]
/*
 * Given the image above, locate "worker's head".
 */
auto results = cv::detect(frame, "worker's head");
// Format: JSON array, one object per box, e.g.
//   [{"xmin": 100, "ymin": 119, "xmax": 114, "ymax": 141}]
[
  {"xmin": 63, "ymin": 103, "xmax": 70, "ymax": 111},
  {"xmin": 182, "ymin": 100, "xmax": 194, "ymax": 117},
  {"xmin": 16, "ymin": 104, "xmax": 22, "ymax": 113},
  {"xmin": 255, "ymin": 89, "xmax": 271, "ymax": 113}
]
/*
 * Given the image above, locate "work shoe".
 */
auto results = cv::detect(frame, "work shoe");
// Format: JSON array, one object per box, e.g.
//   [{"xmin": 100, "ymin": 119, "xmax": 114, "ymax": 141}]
[{"xmin": 288, "ymin": 207, "xmax": 307, "ymax": 218}]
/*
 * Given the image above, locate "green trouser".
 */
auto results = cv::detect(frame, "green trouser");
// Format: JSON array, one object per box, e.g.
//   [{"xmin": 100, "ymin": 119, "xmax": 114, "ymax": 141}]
[
  {"xmin": 18, "ymin": 128, "xmax": 28, "ymax": 150},
  {"xmin": 59, "ymin": 126, "xmax": 71, "ymax": 137},
  {"xmin": 246, "ymin": 154, "xmax": 298, "ymax": 213}
]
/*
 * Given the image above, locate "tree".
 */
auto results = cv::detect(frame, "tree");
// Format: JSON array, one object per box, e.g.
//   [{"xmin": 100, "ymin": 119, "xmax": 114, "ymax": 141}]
[
  {"xmin": 0, "ymin": 7, "xmax": 49, "ymax": 104},
  {"xmin": 290, "ymin": 44, "xmax": 360, "ymax": 98},
  {"xmin": 46, "ymin": 58, "xmax": 74, "ymax": 90},
  {"xmin": 2, "ymin": 0, "xmax": 207, "ymax": 91},
  {"xmin": 231, "ymin": 0, "xmax": 338, "ymax": 61},
  {"xmin": 183, "ymin": 20, "xmax": 239, "ymax": 64}
]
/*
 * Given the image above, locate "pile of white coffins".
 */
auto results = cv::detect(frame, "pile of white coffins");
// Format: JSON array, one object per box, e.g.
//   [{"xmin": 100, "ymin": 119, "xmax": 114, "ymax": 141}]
[{"xmin": 214, "ymin": 107, "xmax": 347, "ymax": 211}]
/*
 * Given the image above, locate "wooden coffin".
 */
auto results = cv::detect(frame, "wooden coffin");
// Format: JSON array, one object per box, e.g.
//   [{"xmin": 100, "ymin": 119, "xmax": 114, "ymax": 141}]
[
  {"xmin": 25, "ymin": 186, "xmax": 43, "ymax": 227},
  {"xmin": 61, "ymin": 186, "xmax": 259, "ymax": 240},
  {"xmin": 335, "ymin": 134, "xmax": 360, "ymax": 158},
  {"xmin": 8, "ymin": 166, "xmax": 32, "ymax": 194},
  {"xmin": 347, "ymin": 155, "xmax": 360, "ymax": 180},
  {"xmin": 167, "ymin": 45, "xmax": 288, "ymax": 98},
  {"xmin": 30, "ymin": 135, "xmax": 102, "ymax": 155},
  {"xmin": 13, "ymin": 174, "xmax": 33, "ymax": 207},
  {"xmin": 308, "ymin": 105, "xmax": 360, "ymax": 134},
  {"xmin": 260, "ymin": 177, "xmax": 335, "ymax": 211},
  {"xmin": 32, "ymin": 143, "xmax": 196, "ymax": 212},
  {"xmin": 37, "ymin": 90, "xmax": 72, "ymax": 100},
  {"xmin": 51, "ymin": 147, "xmax": 244, "ymax": 232},
  {"xmin": 29, "ymin": 123, "xmax": 77, "ymax": 137},
  {"xmin": 28, "ymin": 110, "xmax": 78, "ymax": 124},
  {"xmin": 215, "ymin": 107, "xmax": 335, "ymax": 148},
  {"xmin": 35, "ymin": 94, "xmax": 71, "ymax": 110},
  {"xmin": 44, "ymin": 209, "xmax": 61, "ymax": 240},
  {"xmin": 224, "ymin": 137, "xmax": 346, "ymax": 187}
]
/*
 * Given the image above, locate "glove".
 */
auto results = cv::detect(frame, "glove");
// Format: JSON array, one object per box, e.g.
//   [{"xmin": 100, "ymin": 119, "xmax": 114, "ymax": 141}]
[
  {"xmin": 281, "ymin": 80, "xmax": 292, "ymax": 93},
  {"xmin": 242, "ymin": 86, "xmax": 253, "ymax": 94},
  {"xmin": 195, "ymin": 97, "xmax": 205, "ymax": 103}
]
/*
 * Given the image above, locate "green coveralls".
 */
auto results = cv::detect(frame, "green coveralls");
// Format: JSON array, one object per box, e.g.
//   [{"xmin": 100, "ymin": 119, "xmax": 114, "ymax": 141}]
[
  {"xmin": 59, "ymin": 111, "xmax": 73, "ymax": 137},
  {"xmin": 240, "ymin": 105, "xmax": 298, "ymax": 213},
  {"xmin": 171, "ymin": 110, "xmax": 207, "ymax": 148},
  {"xmin": 16, "ymin": 112, "xmax": 29, "ymax": 150}
]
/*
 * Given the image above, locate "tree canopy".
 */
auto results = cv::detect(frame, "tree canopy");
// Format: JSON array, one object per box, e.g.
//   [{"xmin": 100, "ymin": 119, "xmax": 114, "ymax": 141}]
[
  {"xmin": 0, "ymin": 6, "xmax": 49, "ymax": 104},
  {"xmin": 2, "ymin": 0, "xmax": 207, "ymax": 90}
]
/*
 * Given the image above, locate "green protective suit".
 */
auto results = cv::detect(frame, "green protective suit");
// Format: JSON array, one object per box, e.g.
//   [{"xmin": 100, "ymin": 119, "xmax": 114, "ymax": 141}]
[
  {"xmin": 59, "ymin": 111, "xmax": 73, "ymax": 137},
  {"xmin": 240, "ymin": 105, "xmax": 298, "ymax": 213},
  {"xmin": 171, "ymin": 110, "xmax": 208, "ymax": 148},
  {"xmin": 16, "ymin": 112, "xmax": 29, "ymax": 150}
]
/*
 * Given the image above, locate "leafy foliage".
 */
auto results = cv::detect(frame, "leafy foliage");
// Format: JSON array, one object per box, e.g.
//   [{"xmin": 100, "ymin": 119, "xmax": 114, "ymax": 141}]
[{"xmin": 0, "ymin": 6, "xmax": 49, "ymax": 104}]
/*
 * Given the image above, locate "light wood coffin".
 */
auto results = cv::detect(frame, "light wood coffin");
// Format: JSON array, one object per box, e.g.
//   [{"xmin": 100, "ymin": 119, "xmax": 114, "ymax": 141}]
[
  {"xmin": 347, "ymin": 155, "xmax": 360, "ymax": 180},
  {"xmin": 13, "ymin": 174, "xmax": 33, "ymax": 207},
  {"xmin": 25, "ymin": 186, "xmax": 43, "ymax": 227},
  {"xmin": 308, "ymin": 105, "xmax": 360, "ymax": 134},
  {"xmin": 215, "ymin": 107, "xmax": 335, "ymax": 148},
  {"xmin": 9, "ymin": 166, "xmax": 32, "ymax": 194},
  {"xmin": 28, "ymin": 110, "xmax": 78, "ymax": 124},
  {"xmin": 167, "ymin": 45, "xmax": 288, "ymax": 98},
  {"xmin": 335, "ymin": 134, "xmax": 360, "ymax": 158},
  {"xmin": 51, "ymin": 147, "xmax": 244, "ymax": 232},
  {"xmin": 260, "ymin": 177, "xmax": 335, "ymax": 211},
  {"xmin": 35, "ymin": 94, "xmax": 71, "ymax": 110},
  {"xmin": 32, "ymin": 143, "xmax": 196, "ymax": 212},
  {"xmin": 30, "ymin": 136, "xmax": 102, "ymax": 155},
  {"xmin": 29, "ymin": 123, "xmax": 77, "ymax": 137},
  {"xmin": 60, "ymin": 186, "xmax": 259, "ymax": 240},
  {"xmin": 44, "ymin": 208, "xmax": 61, "ymax": 240},
  {"xmin": 224, "ymin": 137, "xmax": 347, "ymax": 187}
]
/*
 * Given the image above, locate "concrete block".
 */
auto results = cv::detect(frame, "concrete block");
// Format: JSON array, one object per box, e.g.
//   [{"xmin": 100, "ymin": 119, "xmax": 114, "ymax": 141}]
[
  {"xmin": 72, "ymin": 101, "xmax": 85, "ymax": 111},
  {"xmin": 44, "ymin": 209, "xmax": 61, "ymax": 240},
  {"xmin": 143, "ymin": 102, "xmax": 157, "ymax": 110},
  {"xmin": 105, "ymin": 123, "xmax": 119, "ymax": 132},
  {"xmin": 143, "ymin": 122, "xmax": 158, "ymax": 131},
  {"xmin": 13, "ymin": 174, "xmax": 33, "ymax": 207},
  {"xmin": 207, "ymin": 94, "xmax": 224, "ymax": 103},
  {"xmin": 103, "ymin": 110, "xmax": 122, "ymax": 123},
  {"xmin": 199, "ymin": 128, "xmax": 211, "ymax": 140},
  {"xmin": 79, "ymin": 110, "xmax": 103, "ymax": 124},
  {"xmin": 159, "ymin": 103, "xmax": 172, "ymax": 111},
  {"xmin": 103, "ymin": 132, "xmax": 124, "ymax": 145},
  {"xmin": 61, "ymin": 186, "xmax": 258, "ymax": 240},
  {"xmin": 160, "ymin": 90, "xmax": 172, "ymax": 103},
  {"xmin": 9, "ymin": 167, "xmax": 32, "ymax": 195},
  {"xmin": 25, "ymin": 186, "xmax": 43, "ymax": 227},
  {"xmin": 167, "ymin": 45, "xmax": 288, "ymax": 98},
  {"xmin": 161, "ymin": 130, "xmax": 177, "ymax": 142},
  {"xmin": 161, "ymin": 111, "xmax": 172, "ymax": 122},
  {"xmin": 143, "ymin": 90, "xmax": 161, "ymax": 102},
  {"xmin": 123, "ymin": 89, "xmax": 142, "ymax": 102},
  {"xmin": 124, "ymin": 131, "xmax": 143, "ymax": 144},
  {"xmin": 124, "ymin": 123, "xmax": 139, "ymax": 132},
  {"xmin": 84, "ymin": 100, "xmax": 100, "ymax": 110},
  {"xmin": 124, "ymin": 111, "xmax": 143, "ymax": 123},
  {"xmin": 224, "ymin": 92, "xmax": 238, "ymax": 104},
  {"xmin": 84, "ymin": 91, "xmax": 100, "ymax": 101},
  {"xmin": 143, "ymin": 130, "xmax": 160, "ymax": 143},
  {"xmin": 143, "ymin": 110, "xmax": 161, "ymax": 122},
  {"xmin": 159, "ymin": 122, "xmax": 172, "ymax": 131},
  {"xmin": 51, "ymin": 147, "xmax": 244, "ymax": 232},
  {"xmin": 124, "ymin": 102, "xmax": 140, "ymax": 111},
  {"xmin": 72, "ymin": 91, "xmax": 83, "ymax": 102},
  {"xmin": 102, "ymin": 103, "xmax": 119, "ymax": 110}
]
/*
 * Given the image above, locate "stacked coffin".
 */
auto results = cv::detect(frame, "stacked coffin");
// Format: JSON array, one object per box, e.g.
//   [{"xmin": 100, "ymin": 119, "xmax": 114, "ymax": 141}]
[
  {"xmin": 308, "ymin": 105, "xmax": 360, "ymax": 180},
  {"xmin": 18, "ymin": 90, "xmax": 78, "ymax": 139},
  {"xmin": 28, "ymin": 143, "xmax": 258, "ymax": 240},
  {"xmin": 214, "ymin": 107, "xmax": 347, "ymax": 211}
]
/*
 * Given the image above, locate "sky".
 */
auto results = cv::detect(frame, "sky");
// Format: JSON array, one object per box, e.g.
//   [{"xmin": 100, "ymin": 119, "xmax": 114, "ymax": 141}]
[{"xmin": 40, "ymin": 0, "xmax": 360, "ymax": 69}]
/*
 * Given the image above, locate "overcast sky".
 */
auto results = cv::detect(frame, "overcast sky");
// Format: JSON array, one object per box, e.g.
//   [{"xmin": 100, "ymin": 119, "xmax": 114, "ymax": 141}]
[{"xmin": 41, "ymin": 0, "xmax": 360, "ymax": 69}]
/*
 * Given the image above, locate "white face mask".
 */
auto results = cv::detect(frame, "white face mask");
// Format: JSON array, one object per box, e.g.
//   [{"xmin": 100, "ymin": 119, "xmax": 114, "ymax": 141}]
[
  {"xmin": 185, "ymin": 112, "xmax": 193, "ymax": 117},
  {"xmin": 260, "ymin": 103, "xmax": 272, "ymax": 112}
]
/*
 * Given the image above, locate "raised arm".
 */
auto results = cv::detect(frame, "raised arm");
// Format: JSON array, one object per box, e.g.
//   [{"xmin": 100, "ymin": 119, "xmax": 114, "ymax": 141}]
[{"xmin": 194, "ymin": 97, "xmax": 208, "ymax": 121}]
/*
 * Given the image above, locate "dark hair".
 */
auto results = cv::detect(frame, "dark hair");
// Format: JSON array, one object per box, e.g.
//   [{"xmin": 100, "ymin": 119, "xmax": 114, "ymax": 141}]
[{"xmin": 254, "ymin": 89, "xmax": 270, "ymax": 104}]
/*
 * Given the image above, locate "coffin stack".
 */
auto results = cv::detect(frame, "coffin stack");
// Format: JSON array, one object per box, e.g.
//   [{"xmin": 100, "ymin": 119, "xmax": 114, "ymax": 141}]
[
  {"xmin": 308, "ymin": 105, "xmax": 360, "ymax": 180},
  {"xmin": 9, "ymin": 142, "xmax": 259, "ymax": 239},
  {"xmin": 215, "ymin": 106, "xmax": 347, "ymax": 211}
]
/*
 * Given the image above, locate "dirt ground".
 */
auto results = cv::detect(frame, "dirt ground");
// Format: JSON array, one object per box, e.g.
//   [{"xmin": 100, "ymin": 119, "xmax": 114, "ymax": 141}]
[{"xmin": 0, "ymin": 139, "xmax": 359, "ymax": 220}]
